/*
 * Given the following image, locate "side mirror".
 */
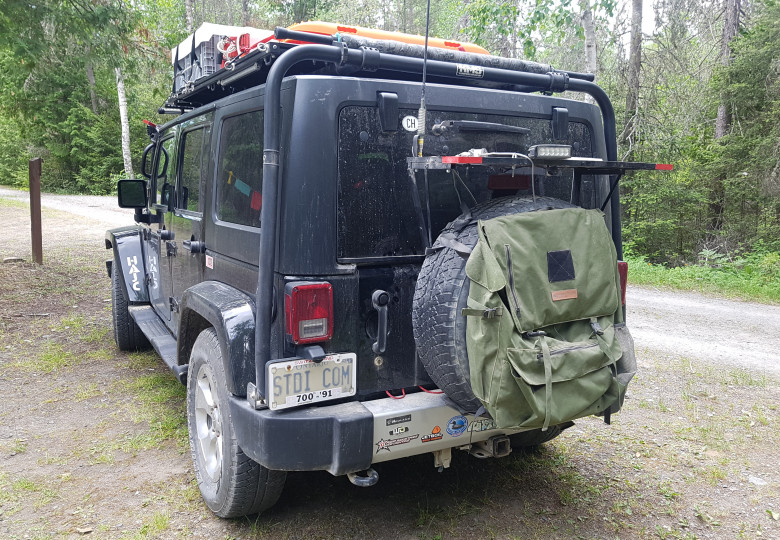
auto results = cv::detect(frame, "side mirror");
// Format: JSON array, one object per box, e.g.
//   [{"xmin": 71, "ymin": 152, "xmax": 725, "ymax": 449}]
[
  {"xmin": 141, "ymin": 143, "xmax": 154, "ymax": 179},
  {"xmin": 117, "ymin": 179, "xmax": 148, "ymax": 209}
]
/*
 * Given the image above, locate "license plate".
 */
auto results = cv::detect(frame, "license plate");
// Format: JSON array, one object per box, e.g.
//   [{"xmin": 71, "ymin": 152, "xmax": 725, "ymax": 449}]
[{"xmin": 267, "ymin": 353, "xmax": 357, "ymax": 410}]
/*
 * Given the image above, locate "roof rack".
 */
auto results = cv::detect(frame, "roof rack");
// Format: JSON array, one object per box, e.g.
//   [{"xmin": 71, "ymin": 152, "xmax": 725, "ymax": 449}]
[{"xmin": 160, "ymin": 24, "xmax": 596, "ymax": 113}]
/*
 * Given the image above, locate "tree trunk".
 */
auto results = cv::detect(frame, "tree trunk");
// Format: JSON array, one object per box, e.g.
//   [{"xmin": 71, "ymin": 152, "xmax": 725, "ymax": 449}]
[
  {"xmin": 242, "ymin": 0, "xmax": 249, "ymax": 25},
  {"xmin": 115, "ymin": 66, "xmax": 134, "ymax": 179},
  {"xmin": 86, "ymin": 63, "xmax": 99, "ymax": 114},
  {"xmin": 621, "ymin": 0, "xmax": 642, "ymax": 155},
  {"xmin": 709, "ymin": 0, "xmax": 742, "ymax": 233},
  {"xmin": 455, "ymin": 0, "xmax": 471, "ymax": 39},
  {"xmin": 185, "ymin": 0, "xmax": 194, "ymax": 33},
  {"xmin": 580, "ymin": 0, "xmax": 598, "ymax": 77}
]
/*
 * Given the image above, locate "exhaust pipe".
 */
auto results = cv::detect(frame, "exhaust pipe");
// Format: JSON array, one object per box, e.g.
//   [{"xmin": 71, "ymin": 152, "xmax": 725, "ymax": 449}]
[{"xmin": 347, "ymin": 468, "xmax": 379, "ymax": 487}]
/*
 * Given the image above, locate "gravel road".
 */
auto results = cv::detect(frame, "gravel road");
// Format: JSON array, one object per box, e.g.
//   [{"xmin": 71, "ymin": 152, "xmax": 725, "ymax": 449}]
[
  {"xmin": 0, "ymin": 186, "xmax": 134, "ymax": 228},
  {"xmin": 3, "ymin": 186, "xmax": 778, "ymax": 375},
  {"xmin": 628, "ymin": 286, "xmax": 780, "ymax": 376}
]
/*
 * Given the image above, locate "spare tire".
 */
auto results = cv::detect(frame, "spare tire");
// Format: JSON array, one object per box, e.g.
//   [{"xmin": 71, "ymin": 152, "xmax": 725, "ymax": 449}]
[{"xmin": 412, "ymin": 196, "xmax": 576, "ymax": 412}]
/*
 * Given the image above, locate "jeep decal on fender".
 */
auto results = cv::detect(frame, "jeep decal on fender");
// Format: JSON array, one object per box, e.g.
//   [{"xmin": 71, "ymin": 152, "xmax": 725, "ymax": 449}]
[{"xmin": 126, "ymin": 255, "xmax": 141, "ymax": 292}]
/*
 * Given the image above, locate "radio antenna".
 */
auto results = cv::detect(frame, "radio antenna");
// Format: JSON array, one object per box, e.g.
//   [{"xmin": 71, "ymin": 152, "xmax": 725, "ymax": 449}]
[{"xmin": 416, "ymin": 0, "xmax": 432, "ymax": 157}]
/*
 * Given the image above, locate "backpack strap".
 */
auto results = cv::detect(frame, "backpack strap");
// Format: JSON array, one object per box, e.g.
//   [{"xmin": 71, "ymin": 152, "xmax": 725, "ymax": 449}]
[
  {"xmin": 590, "ymin": 316, "xmax": 622, "ymax": 425},
  {"xmin": 537, "ymin": 335, "xmax": 553, "ymax": 432},
  {"xmin": 461, "ymin": 307, "xmax": 503, "ymax": 319}
]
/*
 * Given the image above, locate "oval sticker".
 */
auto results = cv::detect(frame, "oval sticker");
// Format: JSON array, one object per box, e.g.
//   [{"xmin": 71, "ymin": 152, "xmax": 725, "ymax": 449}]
[{"xmin": 401, "ymin": 115, "xmax": 418, "ymax": 132}]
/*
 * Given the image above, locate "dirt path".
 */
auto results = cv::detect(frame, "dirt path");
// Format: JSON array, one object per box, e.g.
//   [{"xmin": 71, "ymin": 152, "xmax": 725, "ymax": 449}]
[
  {"xmin": 1, "ymin": 191, "xmax": 778, "ymax": 539},
  {"xmin": 0, "ymin": 187, "xmax": 134, "ymax": 228},
  {"xmin": 628, "ymin": 286, "xmax": 780, "ymax": 375}
]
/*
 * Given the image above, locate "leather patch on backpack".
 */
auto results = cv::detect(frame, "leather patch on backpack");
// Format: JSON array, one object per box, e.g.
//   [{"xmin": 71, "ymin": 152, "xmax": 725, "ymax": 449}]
[
  {"xmin": 547, "ymin": 250, "xmax": 575, "ymax": 282},
  {"xmin": 551, "ymin": 289, "xmax": 578, "ymax": 301}
]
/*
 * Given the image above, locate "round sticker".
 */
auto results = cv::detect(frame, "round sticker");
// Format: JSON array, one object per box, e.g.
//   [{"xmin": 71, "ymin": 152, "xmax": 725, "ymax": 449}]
[
  {"xmin": 401, "ymin": 115, "xmax": 419, "ymax": 132},
  {"xmin": 446, "ymin": 415, "xmax": 468, "ymax": 437}
]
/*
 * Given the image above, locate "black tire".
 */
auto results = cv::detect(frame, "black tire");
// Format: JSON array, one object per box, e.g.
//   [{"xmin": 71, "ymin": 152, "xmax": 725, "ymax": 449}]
[
  {"xmin": 412, "ymin": 196, "xmax": 575, "ymax": 412},
  {"xmin": 509, "ymin": 421, "xmax": 573, "ymax": 449},
  {"xmin": 111, "ymin": 260, "xmax": 150, "ymax": 351},
  {"xmin": 187, "ymin": 328, "xmax": 286, "ymax": 518}
]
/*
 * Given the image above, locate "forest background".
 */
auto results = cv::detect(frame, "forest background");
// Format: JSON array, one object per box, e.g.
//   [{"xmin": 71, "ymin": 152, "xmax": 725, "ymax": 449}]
[{"xmin": 0, "ymin": 0, "xmax": 778, "ymax": 284}]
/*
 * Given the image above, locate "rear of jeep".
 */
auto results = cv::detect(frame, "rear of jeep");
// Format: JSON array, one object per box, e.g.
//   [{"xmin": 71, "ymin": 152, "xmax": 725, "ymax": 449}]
[
  {"xmin": 229, "ymin": 74, "xmax": 620, "ymax": 467},
  {"xmin": 106, "ymin": 26, "xmax": 670, "ymax": 518}
]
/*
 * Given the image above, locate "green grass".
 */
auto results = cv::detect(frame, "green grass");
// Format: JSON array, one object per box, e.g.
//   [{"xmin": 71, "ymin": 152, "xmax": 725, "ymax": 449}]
[
  {"xmin": 75, "ymin": 383, "xmax": 102, "ymax": 401},
  {"xmin": 137, "ymin": 511, "xmax": 170, "ymax": 536},
  {"xmin": 626, "ymin": 253, "xmax": 780, "ymax": 303},
  {"xmin": 13, "ymin": 343, "xmax": 76, "ymax": 373},
  {"xmin": 0, "ymin": 197, "xmax": 28, "ymax": 209}
]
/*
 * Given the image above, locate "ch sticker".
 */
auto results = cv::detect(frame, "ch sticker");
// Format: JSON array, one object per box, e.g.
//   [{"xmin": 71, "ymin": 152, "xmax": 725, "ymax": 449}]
[
  {"xmin": 401, "ymin": 116, "xmax": 418, "ymax": 132},
  {"xmin": 126, "ymin": 255, "xmax": 141, "ymax": 292}
]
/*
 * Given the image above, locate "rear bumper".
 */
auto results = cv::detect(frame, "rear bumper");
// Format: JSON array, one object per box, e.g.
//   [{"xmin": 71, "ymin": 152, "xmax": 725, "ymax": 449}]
[
  {"xmin": 229, "ymin": 397, "xmax": 375, "ymax": 476},
  {"xmin": 229, "ymin": 390, "xmax": 525, "ymax": 476}
]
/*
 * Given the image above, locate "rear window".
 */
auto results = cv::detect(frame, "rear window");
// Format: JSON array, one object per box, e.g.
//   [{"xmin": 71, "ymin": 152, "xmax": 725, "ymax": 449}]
[
  {"xmin": 217, "ymin": 110, "xmax": 264, "ymax": 227},
  {"xmin": 337, "ymin": 106, "xmax": 596, "ymax": 261}
]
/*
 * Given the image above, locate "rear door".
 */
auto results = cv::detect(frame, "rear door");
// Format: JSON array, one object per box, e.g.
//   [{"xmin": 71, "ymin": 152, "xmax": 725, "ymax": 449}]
[
  {"xmin": 168, "ymin": 122, "xmax": 211, "ymax": 332},
  {"xmin": 336, "ymin": 105, "xmax": 596, "ymax": 395}
]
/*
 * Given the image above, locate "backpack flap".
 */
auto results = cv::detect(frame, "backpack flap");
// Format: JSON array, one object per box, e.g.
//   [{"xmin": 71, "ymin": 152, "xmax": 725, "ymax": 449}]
[{"xmin": 475, "ymin": 208, "xmax": 620, "ymax": 332}]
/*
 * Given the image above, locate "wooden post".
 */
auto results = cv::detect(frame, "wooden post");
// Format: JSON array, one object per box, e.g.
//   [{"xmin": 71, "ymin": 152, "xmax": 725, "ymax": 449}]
[{"xmin": 29, "ymin": 158, "xmax": 43, "ymax": 265}]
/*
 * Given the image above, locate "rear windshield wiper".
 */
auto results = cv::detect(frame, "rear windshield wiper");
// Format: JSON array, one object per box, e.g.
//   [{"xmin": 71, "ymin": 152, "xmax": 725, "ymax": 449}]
[{"xmin": 431, "ymin": 120, "xmax": 530, "ymax": 136}]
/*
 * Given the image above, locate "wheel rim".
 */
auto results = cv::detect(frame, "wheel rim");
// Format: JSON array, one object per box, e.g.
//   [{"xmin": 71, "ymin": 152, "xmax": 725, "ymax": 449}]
[{"xmin": 194, "ymin": 364, "xmax": 223, "ymax": 482}]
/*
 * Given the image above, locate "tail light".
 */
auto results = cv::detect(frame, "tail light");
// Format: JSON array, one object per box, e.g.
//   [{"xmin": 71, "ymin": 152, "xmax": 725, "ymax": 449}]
[
  {"xmin": 284, "ymin": 282, "xmax": 333, "ymax": 344},
  {"xmin": 617, "ymin": 261, "xmax": 628, "ymax": 306}
]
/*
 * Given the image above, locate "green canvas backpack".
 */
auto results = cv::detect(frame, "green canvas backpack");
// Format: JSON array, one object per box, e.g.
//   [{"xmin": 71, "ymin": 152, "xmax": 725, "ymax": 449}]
[{"xmin": 463, "ymin": 207, "xmax": 629, "ymax": 431}]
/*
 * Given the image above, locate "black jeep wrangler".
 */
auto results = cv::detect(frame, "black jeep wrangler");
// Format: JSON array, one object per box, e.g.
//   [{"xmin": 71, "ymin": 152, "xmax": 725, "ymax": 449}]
[{"xmin": 106, "ymin": 24, "xmax": 665, "ymax": 518}]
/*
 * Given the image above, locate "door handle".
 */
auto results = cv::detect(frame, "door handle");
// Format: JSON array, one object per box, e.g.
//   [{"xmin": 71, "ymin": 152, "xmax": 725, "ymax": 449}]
[
  {"xmin": 182, "ymin": 240, "xmax": 205, "ymax": 254},
  {"xmin": 371, "ymin": 290, "xmax": 389, "ymax": 354}
]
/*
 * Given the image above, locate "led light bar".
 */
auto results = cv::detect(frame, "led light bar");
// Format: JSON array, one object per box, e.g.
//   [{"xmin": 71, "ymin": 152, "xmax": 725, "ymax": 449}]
[{"xmin": 528, "ymin": 144, "xmax": 572, "ymax": 159}]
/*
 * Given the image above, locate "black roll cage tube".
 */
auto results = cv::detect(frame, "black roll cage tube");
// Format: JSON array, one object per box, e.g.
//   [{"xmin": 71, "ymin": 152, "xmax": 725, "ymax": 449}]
[{"xmin": 252, "ymin": 44, "xmax": 621, "ymax": 406}]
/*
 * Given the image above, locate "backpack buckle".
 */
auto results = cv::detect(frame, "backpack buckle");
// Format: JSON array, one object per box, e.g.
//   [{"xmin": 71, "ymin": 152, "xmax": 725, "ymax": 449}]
[
  {"xmin": 524, "ymin": 330, "xmax": 547, "ymax": 338},
  {"xmin": 460, "ymin": 307, "xmax": 503, "ymax": 319},
  {"xmin": 590, "ymin": 319, "xmax": 604, "ymax": 335}
]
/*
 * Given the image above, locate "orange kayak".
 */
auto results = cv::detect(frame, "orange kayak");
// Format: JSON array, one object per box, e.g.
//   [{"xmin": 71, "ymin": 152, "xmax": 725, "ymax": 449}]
[{"xmin": 286, "ymin": 21, "xmax": 490, "ymax": 55}]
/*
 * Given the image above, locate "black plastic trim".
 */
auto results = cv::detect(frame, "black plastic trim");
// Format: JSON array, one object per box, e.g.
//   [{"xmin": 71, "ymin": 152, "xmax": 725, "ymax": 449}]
[{"xmin": 229, "ymin": 397, "xmax": 374, "ymax": 475}]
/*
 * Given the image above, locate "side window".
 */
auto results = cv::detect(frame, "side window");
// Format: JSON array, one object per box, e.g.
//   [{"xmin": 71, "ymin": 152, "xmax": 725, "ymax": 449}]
[
  {"xmin": 178, "ymin": 128, "xmax": 206, "ymax": 212},
  {"xmin": 216, "ymin": 110, "xmax": 263, "ymax": 227},
  {"xmin": 152, "ymin": 136, "xmax": 175, "ymax": 206}
]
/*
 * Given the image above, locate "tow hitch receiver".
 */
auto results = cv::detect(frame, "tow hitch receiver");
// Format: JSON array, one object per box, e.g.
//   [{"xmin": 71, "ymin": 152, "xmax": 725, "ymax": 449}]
[{"xmin": 469, "ymin": 435, "xmax": 512, "ymax": 459}]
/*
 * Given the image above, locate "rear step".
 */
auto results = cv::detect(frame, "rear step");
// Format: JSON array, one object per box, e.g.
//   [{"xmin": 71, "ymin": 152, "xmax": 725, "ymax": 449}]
[{"xmin": 129, "ymin": 305, "xmax": 188, "ymax": 384}]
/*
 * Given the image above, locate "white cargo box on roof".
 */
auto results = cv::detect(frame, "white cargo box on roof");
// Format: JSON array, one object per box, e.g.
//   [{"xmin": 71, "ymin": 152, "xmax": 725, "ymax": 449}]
[
  {"xmin": 171, "ymin": 23, "xmax": 273, "ymax": 93},
  {"xmin": 171, "ymin": 23, "xmax": 273, "ymax": 63}
]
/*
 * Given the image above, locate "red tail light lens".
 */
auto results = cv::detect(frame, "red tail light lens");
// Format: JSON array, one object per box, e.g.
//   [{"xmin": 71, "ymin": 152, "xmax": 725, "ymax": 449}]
[
  {"xmin": 284, "ymin": 282, "xmax": 333, "ymax": 344},
  {"xmin": 617, "ymin": 261, "xmax": 628, "ymax": 306}
]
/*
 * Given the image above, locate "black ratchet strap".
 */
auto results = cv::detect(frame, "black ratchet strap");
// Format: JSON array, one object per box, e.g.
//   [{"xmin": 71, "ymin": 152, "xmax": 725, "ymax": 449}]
[{"xmin": 425, "ymin": 232, "xmax": 473, "ymax": 258}]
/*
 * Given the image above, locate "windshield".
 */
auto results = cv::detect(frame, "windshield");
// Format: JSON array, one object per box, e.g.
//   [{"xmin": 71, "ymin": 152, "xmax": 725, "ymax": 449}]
[{"xmin": 337, "ymin": 106, "xmax": 598, "ymax": 261}]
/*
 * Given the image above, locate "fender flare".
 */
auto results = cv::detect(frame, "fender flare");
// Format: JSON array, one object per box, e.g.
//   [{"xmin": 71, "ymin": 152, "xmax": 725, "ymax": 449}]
[
  {"xmin": 105, "ymin": 226, "xmax": 149, "ymax": 304},
  {"xmin": 179, "ymin": 281, "xmax": 256, "ymax": 397}
]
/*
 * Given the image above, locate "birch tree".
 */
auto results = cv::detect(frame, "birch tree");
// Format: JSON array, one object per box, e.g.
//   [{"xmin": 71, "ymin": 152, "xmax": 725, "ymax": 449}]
[
  {"xmin": 115, "ymin": 66, "xmax": 134, "ymax": 179},
  {"xmin": 579, "ymin": 0, "xmax": 598, "ymax": 75}
]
